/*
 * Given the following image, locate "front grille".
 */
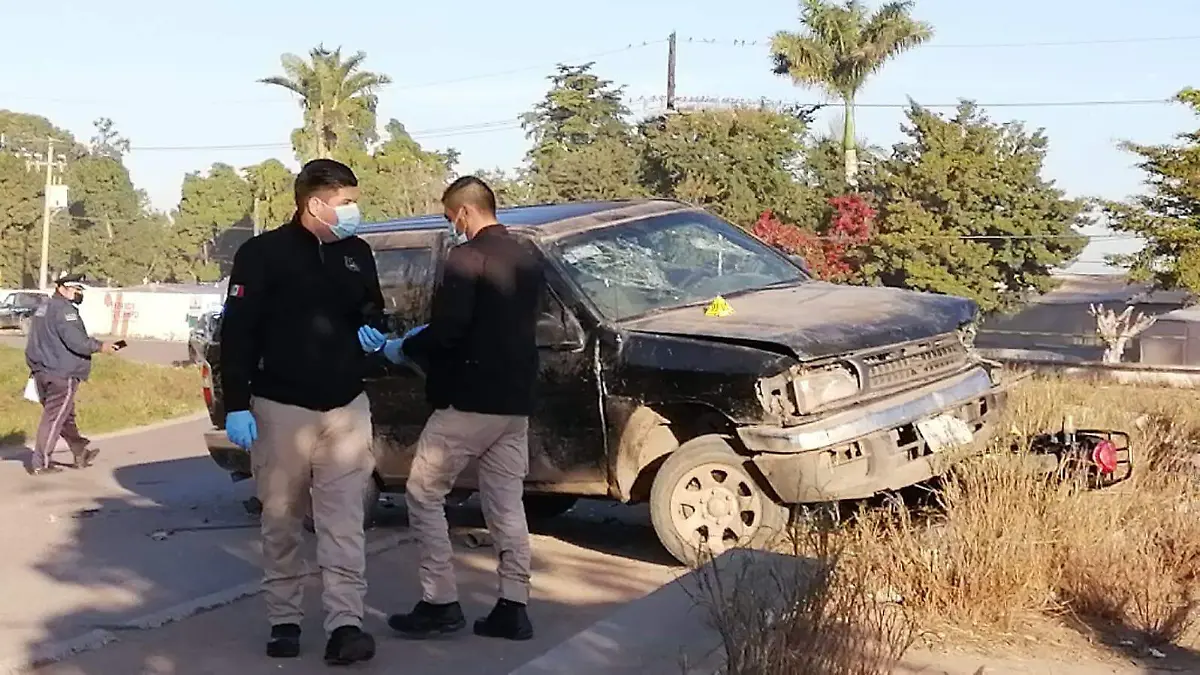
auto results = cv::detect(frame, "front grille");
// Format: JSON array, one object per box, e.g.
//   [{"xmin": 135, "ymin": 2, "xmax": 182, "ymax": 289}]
[{"xmin": 861, "ymin": 335, "xmax": 969, "ymax": 391}]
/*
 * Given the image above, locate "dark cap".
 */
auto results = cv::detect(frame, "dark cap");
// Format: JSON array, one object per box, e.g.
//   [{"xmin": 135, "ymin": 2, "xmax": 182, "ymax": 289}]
[{"xmin": 54, "ymin": 273, "xmax": 86, "ymax": 287}]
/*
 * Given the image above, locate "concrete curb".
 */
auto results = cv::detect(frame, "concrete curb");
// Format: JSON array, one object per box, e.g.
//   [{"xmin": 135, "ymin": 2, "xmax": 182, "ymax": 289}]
[
  {"xmin": 0, "ymin": 531, "xmax": 413, "ymax": 674},
  {"xmin": 507, "ymin": 549, "xmax": 808, "ymax": 675}
]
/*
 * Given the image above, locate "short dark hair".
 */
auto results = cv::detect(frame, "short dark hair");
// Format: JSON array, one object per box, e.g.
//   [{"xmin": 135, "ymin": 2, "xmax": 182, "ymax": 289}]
[
  {"xmin": 442, "ymin": 175, "xmax": 497, "ymax": 214},
  {"xmin": 294, "ymin": 159, "xmax": 358, "ymax": 207}
]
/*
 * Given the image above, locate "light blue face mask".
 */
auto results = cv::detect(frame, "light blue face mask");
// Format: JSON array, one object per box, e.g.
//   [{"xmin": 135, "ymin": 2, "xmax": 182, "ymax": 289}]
[{"xmin": 321, "ymin": 202, "xmax": 362, "ymax": 240}]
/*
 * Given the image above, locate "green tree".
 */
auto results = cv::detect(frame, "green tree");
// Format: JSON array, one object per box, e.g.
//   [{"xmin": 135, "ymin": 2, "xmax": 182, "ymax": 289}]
[
  {"xmin": 862, "ymin": 101, "xmax": 1086, "ymax": 313},
  {"xmin": 168, "ymin": 163, "xmax": 252, "ymax": 281},
  {"xmin": 245, "ymin": 159, "xmax": 296, "ymax": 233},
  {"xmin": 771, "ymin": 0, "xmax": 933, "ymax": 186},
  {"xmin": 358, "ymin": 120, "xmax": 456, "ymax": 220},
  {"xmin": 1102, "ymin": 89, "xmax": 1200, "ymax": 295},
  {"xmin": 475, "ymin": 168, "xmax": 534, "ymax": 207},
  {"xmin": 0, "ymin": 153, "xmax": 44, "ymax": 286},
  {"xmin": 66, "ymin": 154, "xmax": 147, "ymax": 282},
  {"xmin": 89, "ymin": 117, "xmax": 131, "ymax": 160},
  {"xmin": 522, "ymin": 63, "xmax": 643, "ymax": 202},
  {"xmin": 261, "ymin": 45, "xmax": 392, "ymax": 162},
  {"xmin": 639, "ymin": 107, "xmax": 814, "ymax": 227}
]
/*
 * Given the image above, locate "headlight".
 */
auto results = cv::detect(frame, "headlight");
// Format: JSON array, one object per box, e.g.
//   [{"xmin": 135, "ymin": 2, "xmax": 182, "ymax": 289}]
[
  {"xmin": 957, "ymin": 320, "xmax": 978, "ymax": 352},
  {"xmin": 790, "ymin": 364, "xmax": 860, "ymax": 415}
]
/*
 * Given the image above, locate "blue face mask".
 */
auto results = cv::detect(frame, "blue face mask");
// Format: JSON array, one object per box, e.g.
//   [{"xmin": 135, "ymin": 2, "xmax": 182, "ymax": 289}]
[{"xmin": 320, "ymin": 201, "xmax": 362, "ymax": 240}]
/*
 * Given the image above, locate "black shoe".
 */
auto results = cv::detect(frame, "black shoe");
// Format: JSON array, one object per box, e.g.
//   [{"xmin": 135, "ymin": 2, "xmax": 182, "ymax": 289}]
[
  {"xmin": 324, "ymin": 625, "xmax": 375, "ymax": 666},
  {"xmin": 473, "ymin": 599, "xmax": 534, "ymax": 641},
  {"xmin": 27, "ymin": 465, "xmax": 64, "ymax": 476},
  {"xmin": 266, "ymin": 623, "xmax": 301, "ymax": 658},
  {"xmin": 387, "ymin": 601, "xmax": 466, "ymax": 639},
  {"xmin": 71, "ymin": 447, "xmax": 99, "ymax": 469}
]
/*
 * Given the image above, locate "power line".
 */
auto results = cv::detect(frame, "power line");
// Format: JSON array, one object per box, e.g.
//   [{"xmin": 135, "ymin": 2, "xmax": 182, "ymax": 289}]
[
  {"xmin": 681, "ymin": 34, "xmax": 1200, "ymax": 49},
  {"xmin": 631, "ymin": 94, "xmax": 1174, "ymax": 110},
  {"xmin": 389, "ymin": 39, "xmax": 669, "ymax": 91}
]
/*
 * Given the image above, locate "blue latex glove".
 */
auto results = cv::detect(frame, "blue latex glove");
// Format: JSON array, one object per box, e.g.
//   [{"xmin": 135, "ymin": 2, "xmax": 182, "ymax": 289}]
[
  {"xmin": 226, "ymin": 411, "xmax": 258, "ymax": 450},
  {"xmin": 357, "ymin": 325, "xmax": 387, "ymax": 353},
  {"xmin": 382, "ymin": 324, "xmax": 428, "ymax": 367}
]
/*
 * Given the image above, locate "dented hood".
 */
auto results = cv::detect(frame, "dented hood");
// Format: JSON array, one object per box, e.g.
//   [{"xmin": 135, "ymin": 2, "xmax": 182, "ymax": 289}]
[{"xmin": 620, "ymin": 282, "xmax": 977, "ymax": 361}]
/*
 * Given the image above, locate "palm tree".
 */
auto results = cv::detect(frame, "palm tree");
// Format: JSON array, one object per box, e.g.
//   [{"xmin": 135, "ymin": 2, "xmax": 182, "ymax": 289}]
[
  {"xmin": 261, "ymin": 45, "xmax": 392, "ymax": 160},
  {"xmin": 771, "ymin": 0, "xmax": 933, "ymax": 187}
]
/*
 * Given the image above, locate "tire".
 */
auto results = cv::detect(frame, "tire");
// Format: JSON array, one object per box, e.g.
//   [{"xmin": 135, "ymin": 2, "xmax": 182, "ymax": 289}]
[
  {"xmin": 304, "ymin": 478, "xmax": 382, "ymax": 533},
  {"xmin": 522, "ymin": 494, "xmax": 578, "ymax": 521},
  {"xmin": 649, "ymin": 436, "xmax": 789, "ymax": 567}
]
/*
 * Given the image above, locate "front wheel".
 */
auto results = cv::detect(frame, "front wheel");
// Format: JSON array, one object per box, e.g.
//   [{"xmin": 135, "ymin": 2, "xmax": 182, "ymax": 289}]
[
  {"xmin": 304, "ymin": 478, "xmax": 382, "ymax": 533},
  {"xmin": 649, "ymin": 436, "xmax": 788, "ymax": 567}
]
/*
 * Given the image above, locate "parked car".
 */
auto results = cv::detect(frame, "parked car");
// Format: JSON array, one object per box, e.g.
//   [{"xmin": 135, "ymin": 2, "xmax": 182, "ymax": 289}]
[
  {"xmin": 200, "ymin": 199, "xmax": 1007, "ymax": 565},
  {"xmin": 188, "ymin": 310, "xmax": 221, "ymax": 364},
  {"xmin": 0, "ymin": 291, "xmax": 49, "ymax": 334}
]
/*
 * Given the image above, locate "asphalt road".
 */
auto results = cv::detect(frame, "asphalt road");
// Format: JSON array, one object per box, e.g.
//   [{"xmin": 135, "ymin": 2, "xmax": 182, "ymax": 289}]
[
  {"xmin": 0, "ymin": 413, "xmax": 673, "ymax": 674},
  {"xmin": 0, "ymin": 335, "xmax": 190, "ymax": 367}
]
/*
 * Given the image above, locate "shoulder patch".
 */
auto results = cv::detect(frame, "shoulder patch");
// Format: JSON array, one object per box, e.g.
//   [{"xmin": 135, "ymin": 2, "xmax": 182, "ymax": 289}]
[
  {"xmin": 344, "ymin": 256, "xmax": 361, "ymax": 273},
  {"xmin": 228, "ymin": 284, "xmax": 245, "ymax": 298},
  {"xmin": 64, "ymin": 312, "xmax": 78, "ymax": 322}
]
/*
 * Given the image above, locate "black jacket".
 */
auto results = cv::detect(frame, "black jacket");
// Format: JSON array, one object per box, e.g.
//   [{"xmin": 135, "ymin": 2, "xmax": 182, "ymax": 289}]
[
  {"xmin": 403, "ymin": 224, "xmax": 543, "ymax": 416},
  {"xmin": 25, "ymin": 294, "xmax": 102, "ymax": 381},
  {"xmin": 220, "ymin": 219, "xmax": 384, "ymax": 413}
]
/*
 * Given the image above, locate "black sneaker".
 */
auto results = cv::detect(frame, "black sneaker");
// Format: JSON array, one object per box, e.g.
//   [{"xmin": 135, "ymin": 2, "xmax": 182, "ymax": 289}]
[
  {"xmin": 324, "ymin": 625, "xmax": 375, "ymax": 666},
  {"xmin": 387, "ymin": 601, "xmax": 466, "ymax": 639},
  {"xmin": 266, "ymin": 623, "xmax": 301, "ymax": 658},
  {"xmin": 473, "ymin": 599, "xmax": 534, "ymax": 641}
]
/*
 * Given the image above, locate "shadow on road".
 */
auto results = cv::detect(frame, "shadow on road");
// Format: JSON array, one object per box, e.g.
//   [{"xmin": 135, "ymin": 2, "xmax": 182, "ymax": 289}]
[{"xmin": 19, "ymin": 454, "xmax": 678, "ymax": 674}]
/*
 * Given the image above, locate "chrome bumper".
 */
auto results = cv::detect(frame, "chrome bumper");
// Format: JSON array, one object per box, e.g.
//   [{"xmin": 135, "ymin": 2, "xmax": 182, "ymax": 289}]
[{"xmin": 737, "ymin": 367, "xmax": 997, "ymax": 453}]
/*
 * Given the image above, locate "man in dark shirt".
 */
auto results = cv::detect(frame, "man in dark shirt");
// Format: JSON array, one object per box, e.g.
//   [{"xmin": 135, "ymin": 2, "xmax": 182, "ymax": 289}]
[
  {"xmin": 24, "ymin": 274, "xmax": 117, "ymax": 475},
  {"xmin": 219, "ymin": 159, "xmax": 383, "ymax": 666},
  {"xmin": 381, "ymin": 176, "xmax": 543, "ymax": 642}
]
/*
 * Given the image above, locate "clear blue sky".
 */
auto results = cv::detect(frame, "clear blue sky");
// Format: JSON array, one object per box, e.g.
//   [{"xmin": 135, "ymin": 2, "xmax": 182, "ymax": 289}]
[{"xmin": 3, "ymin": 0, "xmax": 1199, "ymax": 272}]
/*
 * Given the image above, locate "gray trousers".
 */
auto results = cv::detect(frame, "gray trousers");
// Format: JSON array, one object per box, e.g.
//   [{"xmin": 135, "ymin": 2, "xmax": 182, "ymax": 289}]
[
  {"xmin": 31, "ymin": 372, "xmax": 89, "ymax": 470},
  {"xmin": 251, "ymin": 394, "xmax": 375, "ymax": 634},
  {"xmin": 406, "ymin": 407, "xmax": 532, "ymax": 605}
]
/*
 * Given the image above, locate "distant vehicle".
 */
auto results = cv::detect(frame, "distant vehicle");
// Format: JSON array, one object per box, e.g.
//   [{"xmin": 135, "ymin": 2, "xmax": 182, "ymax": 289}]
[
  {"xmin": 198, "ymin": 199, "xmax": 1008, "ymax": 565},
  {"xmin": 0, "ymin": 291, "xmax": 49, "ymax": 334},
  {"xmin": 188, "ymin": 310, "xmax": 221, "ymax": 364}
]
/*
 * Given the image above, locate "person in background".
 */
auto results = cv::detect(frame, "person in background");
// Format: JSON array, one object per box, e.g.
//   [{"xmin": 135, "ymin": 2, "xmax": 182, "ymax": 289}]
[
  {"xmin": 364, "ymin": 176, "xmax": 544, "ymax": 642},
  {"xmin": 220, "ymin": 158, "xmax": 385, "ymax": 666},
  {"xmin": 24, "ymin": 274, "xmax": 117, "ymax": 476}
]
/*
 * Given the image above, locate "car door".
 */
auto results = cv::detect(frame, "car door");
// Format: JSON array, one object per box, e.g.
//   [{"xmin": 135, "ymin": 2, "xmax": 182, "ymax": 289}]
[
  {"xmin": 524, "ymin": 268, "xmax": 610, "ymax": 495},
  {"xmin": 360, "ymin": 229, "xmax": 443, "ymax": 484}
]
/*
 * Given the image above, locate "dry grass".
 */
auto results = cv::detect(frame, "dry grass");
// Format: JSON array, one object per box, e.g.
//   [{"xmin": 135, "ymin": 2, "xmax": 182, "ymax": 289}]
[
  {"xmin": 0, "ymin": 345, "xmax": 203, "ymax": 445},
  {"xmin": 707, "ymin": 376, "xmax": 1200, "ymax": 673}
]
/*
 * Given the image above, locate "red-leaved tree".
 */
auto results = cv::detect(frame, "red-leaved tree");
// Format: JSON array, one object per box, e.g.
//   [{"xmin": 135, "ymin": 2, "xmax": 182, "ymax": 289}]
[{"xmin": 751, "ymin": 194, "xmax": 874, "ymax": 282}]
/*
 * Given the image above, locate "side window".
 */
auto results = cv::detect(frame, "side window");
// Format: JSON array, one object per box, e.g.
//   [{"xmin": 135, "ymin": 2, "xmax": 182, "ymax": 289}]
[{"xmin": 374, "ymin": 247, "xmax": 435, "ymax": 331}]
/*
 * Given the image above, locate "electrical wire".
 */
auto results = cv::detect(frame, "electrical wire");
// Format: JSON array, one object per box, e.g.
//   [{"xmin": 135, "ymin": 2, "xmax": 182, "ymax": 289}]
[{"xmin": 682, "ymin": 34, "xmax": 1200, "ymax": 49}]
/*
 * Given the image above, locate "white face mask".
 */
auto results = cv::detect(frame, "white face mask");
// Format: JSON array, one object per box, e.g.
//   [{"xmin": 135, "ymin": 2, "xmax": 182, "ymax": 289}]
[{"xmin": 315, "ymin": 200, "xmax": 362, "ymax": 240}]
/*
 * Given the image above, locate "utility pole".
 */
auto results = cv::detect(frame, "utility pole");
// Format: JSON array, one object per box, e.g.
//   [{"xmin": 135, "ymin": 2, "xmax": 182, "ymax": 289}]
[
  {"xmin": 666, "ymin": 32, "xmax": 677, "ymax": 112},
  {"xmin": 39, "ymin": 138, "xmax": 56, "ymax": 290}
]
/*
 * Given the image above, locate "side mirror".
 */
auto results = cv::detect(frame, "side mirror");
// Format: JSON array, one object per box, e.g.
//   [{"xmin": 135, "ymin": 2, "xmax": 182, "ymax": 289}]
[{"xmin": 536, "ymin": 314, "xmax": 583, "ymax": 351}]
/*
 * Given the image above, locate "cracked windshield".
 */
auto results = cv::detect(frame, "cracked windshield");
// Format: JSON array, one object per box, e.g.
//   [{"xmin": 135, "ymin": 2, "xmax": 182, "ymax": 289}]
[{"xmin": 554, "ymin": 212, "xmax": 805, "ymax": 320}]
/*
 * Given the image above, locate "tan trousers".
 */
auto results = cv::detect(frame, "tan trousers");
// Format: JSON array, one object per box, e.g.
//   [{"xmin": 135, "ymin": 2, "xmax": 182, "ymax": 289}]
[
  {"xmin": 406, "ymin": 407, "xmax": 532, "ymax": 605},
  {"xmin": 252, "ymin": 394, "xmax": 375, "ymax": 634}
]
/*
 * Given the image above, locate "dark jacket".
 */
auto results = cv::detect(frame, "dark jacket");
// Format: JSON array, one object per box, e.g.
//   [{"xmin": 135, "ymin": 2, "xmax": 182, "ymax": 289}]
[
  {"xmin": 219, "ymin": 219, "xmax": 385, "ymax": 413},
  {"xmin": 403, "ymin": 224, "xmax": 543, "ymax": 416},
  {"xmin": 25, "ymin": 294, "xmax": 103, "ymax": 381}
]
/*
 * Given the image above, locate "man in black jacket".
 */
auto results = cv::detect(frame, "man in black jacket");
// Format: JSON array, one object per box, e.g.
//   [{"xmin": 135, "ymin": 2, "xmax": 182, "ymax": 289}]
[
  {"xmin": 219, "ymin": 159, "xmax": 383, "ymax": 666},
  {"xmin": 24, "ymin": 274, "xmax": 117, "ymax": 475},
  {"xmin": 383, "ymin": 176, "xmax": 543, "ymax": 642}
]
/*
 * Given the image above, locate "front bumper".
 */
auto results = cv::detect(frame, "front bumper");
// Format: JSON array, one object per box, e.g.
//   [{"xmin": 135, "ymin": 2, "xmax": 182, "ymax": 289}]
[
  {"xmin": 738, "ymin": 367, "xmax": 1006, "ymax": 503},
  {"xmin": 205, "ymin": 430, "xmax": 252, "ymax": 481}
]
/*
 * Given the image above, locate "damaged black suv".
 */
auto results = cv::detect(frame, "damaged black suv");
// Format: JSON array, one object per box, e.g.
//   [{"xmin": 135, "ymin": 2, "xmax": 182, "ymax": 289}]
[{"xmin": 202, "ymin": 199, "xmax": 1006, "ymax": 565}]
